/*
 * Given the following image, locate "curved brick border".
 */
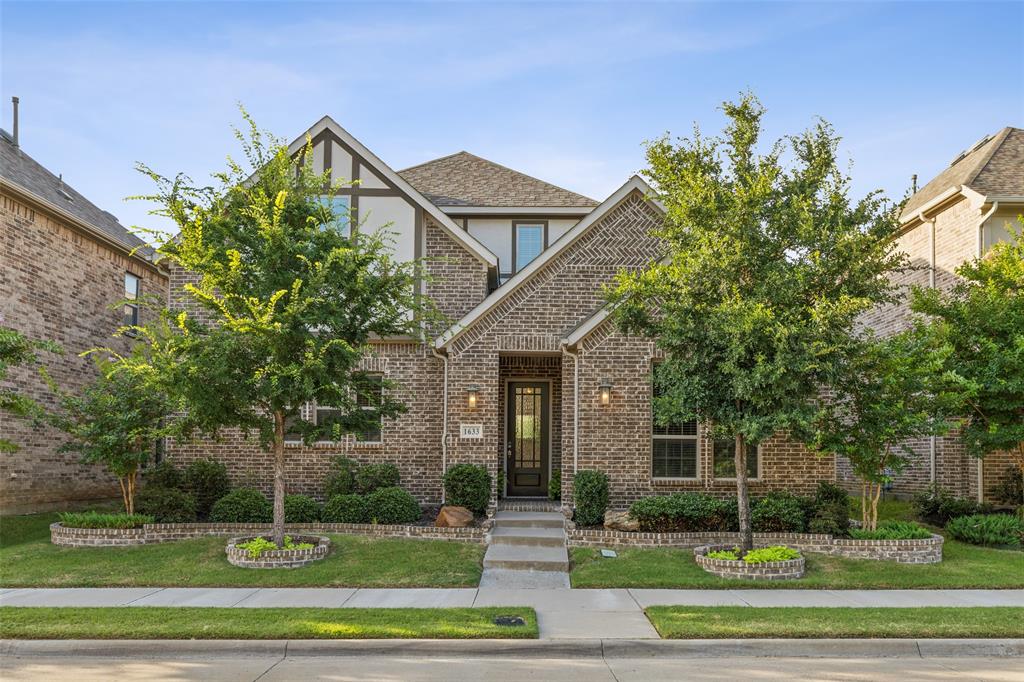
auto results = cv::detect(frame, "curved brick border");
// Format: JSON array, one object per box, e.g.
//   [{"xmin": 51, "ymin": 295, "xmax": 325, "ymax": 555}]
[
  {"xmin": 50, "ymin": 522, "xmax": 485, "ymax": 548},
  {"xmin": 567, "ymin": 528, "xmax": 943, "ymax": 564},
  {"xmin": 225, "ymin": 535, "xmax": 330, "ymax": 569},
  {"xmin": 694, "ymin": 544, "xmax": 805, "ymax": 580}
]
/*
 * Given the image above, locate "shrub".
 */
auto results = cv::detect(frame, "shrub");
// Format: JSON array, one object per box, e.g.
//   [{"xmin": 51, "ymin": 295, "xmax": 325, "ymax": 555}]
[
  {"xmin": 442, "ymin": 463, "xmax": 491, "ymax": 515},
  {"xmin": 143, "ymin": 461, "xmax": 184, "ymax": 491},
  {"xmin": 814, "ymin": 481, "xmax": 850, "ymax": 508},
  {"xmin": 808, "ymin": 501, "xmax": 850, "ymax": 536},
  {"xmin": 743, "ymin": 546, "xmax": 801, "ymax": 563},
  {"xmin": 284, "ymin": 494, "xmax": 321, "ymax": 523},
  {"xmin": 322, "ymin": 494, "xmax": 369, "ymax": 523},
  {"xmin": 912, "ymin": 483, "xmax": 991, "ymax": 526},
  {"xmin": 706, "ymin": 548, "xmax": 739, "ymax": 560},
  {"xmin": 57, "ymin": 511, "xmax": 153, "ymax": 529},
  {"xmin": 573, "ymin": 470, "xmax": 609, "ymax": 527},
  {"xmin": 135, "ymin": 486, "xmax": 197, "ymax": 523},
  {"xmin": 548, "ymin": 470, "xmax": 561, "ymax": 502},
  {"xmin": 184, "ymin": 458, "xmax": 231, "ymax": 519},
  {"xmin": 946, "ymin": 513, "xmax": 1023, "ymax": 548},
  {"xmin": 364, "ymin": 487, "xmax": 421, "ymax": 524},
  {"xmin": 323, "ymin": 456, "xmax": 360, "ymax": 499},
  {"xmin": 629, "ymin": 493, "xmax": 734, "ymax": 532},
  {"xmin": 209, "ymin": 488, "xmax": 273, "ymax": 523},
  {"xmin": 993, "ymin": 467, "xmax": 1024, "ymax": 507},
  {"xmin": 752, "ymin": 491, "xmax": 806, "ymax": 533},
  {"xmin": 849, "ymin": 520, "xmax": 932, "ymax": 540},
  {"xmin": 356, "ymin": 463, "xmax": 401, "ymax": 493}
]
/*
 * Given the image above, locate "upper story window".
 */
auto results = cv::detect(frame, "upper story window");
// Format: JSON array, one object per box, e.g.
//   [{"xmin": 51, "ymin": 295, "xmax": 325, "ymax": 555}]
[
  {"xmin": 123, "ymin": 273, "xmax": 140, "ymax": 327},
  {"xmin": 712, "ymin": 439, "xmax": 759, "ymax": 480},
  {"xmin": 982, "ymin": 216, "xmax": 1020, "ymax": 253},
  {"xmin": 319, "ymin": 195, "xmax": 351, "ymax": 237},
  {"xmin": 514, "ymin": 222, "xmax": 545, "ymax": 272},
  {"xmin": 651, "ymin": 379, "xmax": 699, "ymax": 479}
]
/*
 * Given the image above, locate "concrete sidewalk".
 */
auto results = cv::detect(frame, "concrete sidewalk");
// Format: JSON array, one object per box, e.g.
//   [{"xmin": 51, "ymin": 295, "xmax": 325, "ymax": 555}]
[{"xmin": 3, "ymin": 588, "xmax": 1022, "ymax": 640}]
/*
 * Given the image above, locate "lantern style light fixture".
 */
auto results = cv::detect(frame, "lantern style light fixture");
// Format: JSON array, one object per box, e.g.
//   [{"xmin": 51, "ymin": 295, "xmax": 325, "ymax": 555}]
[
  {"xmin": 466, "ymin": 385, "xmax": 480, "ymax": 409},
  {"xmin": 599, "ymin": 379, "xmax": 613, "ymax": 406}
]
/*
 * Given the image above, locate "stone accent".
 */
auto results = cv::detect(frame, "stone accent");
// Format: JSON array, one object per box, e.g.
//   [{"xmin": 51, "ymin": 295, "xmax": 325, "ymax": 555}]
[
  {"xmin": 225, "ymin": 535, "xmax": 330, "ymax": 569},
  {"xmin": 567, "ymin": 527, "xmax": 944, "ymax": 564},
  {"xmin": 50, "ymin": 521, "xmax": 485, "ymax": 547},
  {"xmin": 603, "ymin": 510, "xmax": 639, "ymax": 532},
  {"xmin": 1, "ymin": 191, "xmax": 167, "ymax": 513},
  {"xmin": 694, "ymin": 544, "xmax": 806, "ymax": 580},
  {"xmin": 435, "ymin": 505, "xmax": 474, "ymax": 528}
]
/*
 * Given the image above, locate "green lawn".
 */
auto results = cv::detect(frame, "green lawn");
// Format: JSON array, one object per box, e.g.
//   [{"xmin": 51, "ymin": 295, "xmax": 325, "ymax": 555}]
[
  {"xmin": 0, "ymin": 607, "xmax": 537, "ymax": 639},
  {"xmin": 0, "ymin": 513, "xmax": 483, "ymax": 588},
  {"xmin": 645, "ymin": 606, "xmax": 1024, "ymax": 639}
]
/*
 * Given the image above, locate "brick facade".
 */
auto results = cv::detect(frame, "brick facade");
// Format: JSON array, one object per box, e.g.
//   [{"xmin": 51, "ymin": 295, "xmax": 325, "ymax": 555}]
[{"xmin": 0, "ymin": 190, "xmax": 167, "ymax": 513}]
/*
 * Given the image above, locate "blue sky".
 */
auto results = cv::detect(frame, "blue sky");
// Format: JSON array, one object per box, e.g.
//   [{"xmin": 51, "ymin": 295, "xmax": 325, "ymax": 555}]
[{"xmin": 2, "ymin": 1, "xmax": 1022, "ymax": 235}]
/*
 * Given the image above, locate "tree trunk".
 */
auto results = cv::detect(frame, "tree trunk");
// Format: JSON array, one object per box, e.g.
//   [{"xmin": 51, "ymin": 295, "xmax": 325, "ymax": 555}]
[
  {"xmin": 870, "ymin": 482, "xmax": 882, "ymax": 532},
  {"xmin": 861, "ymin": 481, "xmax": 869, "ymax": 530},
  {"xmin": 118, "ymin": 477, "xmax": 130, "ymax": 515},
  {"xmin": 126, "ymin": 465, "xmax": 137, "ymax": 516},
  {"xmin": 735, "ymin": 433, "xmax": 752, "ymax": 552},
  {"xmin": 271, "ymin": 410, "xmax": 287, "ymax": 547}
]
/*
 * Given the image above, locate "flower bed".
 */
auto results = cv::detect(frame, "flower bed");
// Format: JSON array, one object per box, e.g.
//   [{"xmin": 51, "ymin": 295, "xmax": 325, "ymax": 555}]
[
  {"xmin": 225, "ymin": 534, "xmax": 329, "ymax": 569},
  {"xmin": 694, "ymin": 544, "xmax": 805, "ymax": 580}
]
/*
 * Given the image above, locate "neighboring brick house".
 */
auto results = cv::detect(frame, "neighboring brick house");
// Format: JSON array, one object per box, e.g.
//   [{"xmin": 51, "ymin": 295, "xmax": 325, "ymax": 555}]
[
  {"xmin": 0, "ymin": 107, "xmax": 167, "ymax": 513},
  {"xmin": 166, "ymin": 116, "xmax": 834, "ymax": 511},
  {"xmin": 852, "ymin": 127, "xmax": 1024, "ymax": 503}
]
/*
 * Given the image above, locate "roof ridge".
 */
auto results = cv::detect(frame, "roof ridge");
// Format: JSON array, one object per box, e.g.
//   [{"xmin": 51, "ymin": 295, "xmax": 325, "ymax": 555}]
[
  {"xmin": 963, "ymin": 126, "xmax": 1014, "ymax": 189},
  {"xmin": 396, "ymin": 150, "xmax": 472, "ymax": 174}
]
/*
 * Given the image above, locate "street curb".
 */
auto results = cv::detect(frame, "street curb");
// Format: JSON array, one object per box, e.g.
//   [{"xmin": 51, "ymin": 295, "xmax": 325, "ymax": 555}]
[{"xmin": 2, "ymin": 638, "xmax": 1021, "ymax": 659}]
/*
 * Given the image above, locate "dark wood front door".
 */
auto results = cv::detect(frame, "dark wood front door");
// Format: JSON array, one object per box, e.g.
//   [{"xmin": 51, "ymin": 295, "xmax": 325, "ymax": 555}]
[{"xmin": 506, "ymin": 381, "xmax": 549, "ymax": 497}]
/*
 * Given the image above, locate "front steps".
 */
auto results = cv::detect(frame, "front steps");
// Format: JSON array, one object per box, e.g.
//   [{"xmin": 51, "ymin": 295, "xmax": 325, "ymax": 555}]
[{"xmin": 483, "ymin": 511, "xmax": 569, "ymax": 576}]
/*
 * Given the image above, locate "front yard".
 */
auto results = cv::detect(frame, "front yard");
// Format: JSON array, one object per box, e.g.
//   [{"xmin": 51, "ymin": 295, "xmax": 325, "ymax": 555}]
[{"xmin": 0, "ymin": 513, "xmax": 483, "ymax": 588}]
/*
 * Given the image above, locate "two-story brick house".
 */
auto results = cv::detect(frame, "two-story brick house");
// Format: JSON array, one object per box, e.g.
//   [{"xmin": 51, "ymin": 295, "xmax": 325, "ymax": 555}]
[
  {"xmin": 852, "ymin": 126, "xmax": 1024, "ymax": 503},
  {"xmin": 166, "ymin": 116, "xmax": 834, "ymax": 511},
  {"xmin": 0, "ymin": 101, "xmax": 167, "ymax": 513}
]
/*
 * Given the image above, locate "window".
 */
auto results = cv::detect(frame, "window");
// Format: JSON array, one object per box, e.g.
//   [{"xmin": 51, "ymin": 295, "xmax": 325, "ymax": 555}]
[
  {"xmin": 123, "ymin": 273, "xmax": 140, "ymax": 327},
  {"xmin": 982, "ymin": 216, "xmax": 1020, "ymax": 253},
  {"xmin": 514, "ymin": 223, "xmax": 544, "ymax": 272},
  {"xmin": 355, "ymin": 374, "xmax": 383, "ymax": 443},
  {"xmin": 319, "ymin": 195, "xmax": 351, "ymax": 236},
  {"xmin": 712, "ymin": 439, "xmax": 759, "ymax": 479},
  {"xmin": 651, "ymin": 381, "xmax": 699, "ymax": 479}
]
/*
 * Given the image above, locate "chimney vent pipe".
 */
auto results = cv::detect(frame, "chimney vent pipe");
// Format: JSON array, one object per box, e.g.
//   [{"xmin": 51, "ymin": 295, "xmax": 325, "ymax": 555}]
[{"xmin": 11, "ymin": 96, "xmax": 19, "ymax": 148}]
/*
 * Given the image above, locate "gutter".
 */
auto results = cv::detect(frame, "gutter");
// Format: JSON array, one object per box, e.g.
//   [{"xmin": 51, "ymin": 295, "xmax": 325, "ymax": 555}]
[
  {"xmin": 974, "ymin": 201, "xmax": 1000, "ymax": 503},
  {"xmin": 431, "ymin": 347, "xmax": 449, "ymax": 504},
  {"xmin": 916, "ymin": 210, "xmax": 939, "ymax": 482}
]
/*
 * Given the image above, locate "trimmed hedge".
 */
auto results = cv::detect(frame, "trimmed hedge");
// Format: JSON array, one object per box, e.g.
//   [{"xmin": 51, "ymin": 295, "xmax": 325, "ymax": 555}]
[
  {"xmin": 323, "ymin": 456, "xmax": 359, "ymax": 499},
  {"xmin": 184, "ymin": 458, "xmax": 231, "ymax": 519},
  {"xmin": 752, "ymin": 491, "xmax": 806, "ymax": 533},
  {"xmin": 356, "ymin": 463, "xmax": 401, "ymax": 493},
  {"xmin": 322, "ymin": 494, "xmax": 368, "ymax": 524},
  {"xmin": 135, "ymin": 486, "xmax": 198, "ymax": 523},
  {"xmin": 209, "ymin": 488, "xmax": 273, "ymax": 523},
  {"xmin": 573, "ymin": 470, "xmax": 609, "ymax": 527},
  {"xmin": 284, "ymin": 494, "xmax": 322, "ymax": 523},
  {"xmin": 629, "ymin": 493, "xmax": 735, "ymax": 532},
  {"xmin": 442, "ymin": 464, "xmax": 491, "ymax": 515},
  {"xmin": 946, "ymin": 513, "xmax": 1023, "ymax": 548},
  {"xmin": 364, "ymin": 487, "xmax": 421, "ymax": 524}
]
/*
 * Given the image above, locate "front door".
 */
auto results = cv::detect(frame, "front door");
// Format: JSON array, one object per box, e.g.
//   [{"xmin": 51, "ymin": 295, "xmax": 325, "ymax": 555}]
[{"xmin": 506, "ymin": 381, "xmax": 549, "ymax": 497}]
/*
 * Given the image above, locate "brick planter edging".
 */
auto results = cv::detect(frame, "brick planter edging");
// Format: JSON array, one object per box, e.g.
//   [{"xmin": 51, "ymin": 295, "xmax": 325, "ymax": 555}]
[
  {"xmin": 567, "ymin": 528, "xmax": 944, "ymax": 564},
  {"xmin": 225, "ymin": 535, "xmax": 330, "ymax": 569},
  {"xmin": 694, "ymin": 544, "xmax": 806, "ymax": 581},
  {"xmin": 50, "ymin": 522, "xmax": 485, "ymax": 548}
]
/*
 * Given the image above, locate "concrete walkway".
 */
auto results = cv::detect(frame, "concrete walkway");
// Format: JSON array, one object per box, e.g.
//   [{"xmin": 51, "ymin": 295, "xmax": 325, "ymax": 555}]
[{"xmin": 3, "ymin": 588, "xmax": 1022, "ymax": 640}]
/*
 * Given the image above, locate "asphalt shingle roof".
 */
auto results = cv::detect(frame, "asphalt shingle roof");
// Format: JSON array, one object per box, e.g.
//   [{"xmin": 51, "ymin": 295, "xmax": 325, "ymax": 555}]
[
  {"xmin": 398, "ymin": 151, "xmax": 598, "ymax": 208},
  {"xmin": 901, "ymin": 126, "xmax": 1024, "ymax": 221},
  {"xmin": 0, "ymin": 134, "xmax": 147, "ymax": 254}
]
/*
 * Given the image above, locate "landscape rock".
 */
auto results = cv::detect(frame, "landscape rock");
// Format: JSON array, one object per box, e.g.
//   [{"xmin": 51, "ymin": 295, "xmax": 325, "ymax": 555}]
[
  {"xmin": 604, "ymin": 511, "xmax": 639, "ymax": 532},
  {"xmin": 435, "ymin": 506, "xmax": 474, "ymax": 528}
]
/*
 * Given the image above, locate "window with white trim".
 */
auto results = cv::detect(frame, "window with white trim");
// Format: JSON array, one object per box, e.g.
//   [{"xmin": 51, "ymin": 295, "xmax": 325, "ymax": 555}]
[
  {"xmin": 651, "ymin": 380, "xmax": 698, "ymax": 479},
  {"xmin": 514, "ymin": 223, "xmax": 544, "ymax": 272},
  {"xmin": 123, "ymin": 273, "xmax": 140, "ymax": 328},
  {"xmin": 712, "ymin": 439, "xmax": 759, "ymax": 479}
]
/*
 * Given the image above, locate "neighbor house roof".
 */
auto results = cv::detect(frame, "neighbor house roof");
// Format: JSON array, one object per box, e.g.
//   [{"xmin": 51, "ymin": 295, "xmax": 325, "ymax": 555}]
[
  {"xmin": 399, "ymin": 151, "xmax": 599, "ymax": 209},
  {"xmin": 901, "ymin": 126, "xmax": 1024, "ymax": 222},
  {"xmin": 0, "ymin": 133, "xmax": 150, "ymax": 257}
]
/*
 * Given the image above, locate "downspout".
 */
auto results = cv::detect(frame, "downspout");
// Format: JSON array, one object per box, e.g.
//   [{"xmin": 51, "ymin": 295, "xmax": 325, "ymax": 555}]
[
  {"xmin": 919, "ymin": 210, "xmax": 938, "ymax": 484},
  {"xmin": 974, "ymin": 201, "xmax": 999, "ymax": 503},
  {"xmin": 431, "ymin": 347, "xmax": 448, "ymax": 504}
]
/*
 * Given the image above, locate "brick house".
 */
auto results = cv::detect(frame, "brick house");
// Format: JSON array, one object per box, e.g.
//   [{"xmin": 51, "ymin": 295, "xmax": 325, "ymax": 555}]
[
  {"xmin": 0, "ymin": 103, "xmax": 167, "ymax": 513},
  {"xmin": 166, "ymin": 117, "xmax": 833, "ymax": 512},
  {"xmin": 853, "ymin": 127, "xmax": 1024, "ymax": 503}
]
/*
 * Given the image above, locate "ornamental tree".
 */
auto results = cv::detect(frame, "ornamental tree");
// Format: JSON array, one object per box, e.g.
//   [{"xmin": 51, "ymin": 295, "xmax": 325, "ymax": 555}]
[
  {"xmin": 911, "ymin": 224, "xmax": 1024, "ymax": 497},
  {"xmin": 811, "ymin": 329, "xmax": 963, "ymax": 530},
  {"xmin": 0, "ymin": 324, "xmax": 61, "ymax": 453},
  {"xmin": 130, "ymin": 112, "xmax": 425, "ymax": 546},
  {"xmin": 609, "ymin": 94, "xmax": 905, "ymax": 551}
]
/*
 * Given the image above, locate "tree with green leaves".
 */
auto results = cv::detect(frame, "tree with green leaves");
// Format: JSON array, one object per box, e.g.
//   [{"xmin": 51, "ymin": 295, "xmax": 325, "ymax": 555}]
[
  {"xmin": 128, "ymin": 112, "xmax": 425, "ymax": 546},
  {"xmin": 0, "ymin": 324, "xmax": 61, "ymax": 453},
  {"xmin": 47, "ymin": 356, "xmax": 171, "ymax": 515},
  {"xmin": 811, "ymin": 329, "xmax": 963, "ymax": 530},
  {"xmin": 911, "ymin": 224, "xmax": 1024, "ymax": 499},
  {"xmin": 609, "ymin": 94, "xmax": 905, "ymax": 551}
]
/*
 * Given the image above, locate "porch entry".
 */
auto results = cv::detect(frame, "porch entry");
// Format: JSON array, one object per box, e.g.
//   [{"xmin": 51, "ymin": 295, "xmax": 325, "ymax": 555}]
[{"xmin": 505, "ymin": 381, "xmax": 550, "ymax": 497}]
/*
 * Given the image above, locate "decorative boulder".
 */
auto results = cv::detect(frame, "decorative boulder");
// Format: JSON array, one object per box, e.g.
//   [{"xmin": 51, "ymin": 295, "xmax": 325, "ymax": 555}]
[
  {"xmin": 604, "ymin": 510, "xmax": 639, "ymax": 532},
  {"xmin": 435, "ymin": 505, "xmax": 474, "ymax": 528}
]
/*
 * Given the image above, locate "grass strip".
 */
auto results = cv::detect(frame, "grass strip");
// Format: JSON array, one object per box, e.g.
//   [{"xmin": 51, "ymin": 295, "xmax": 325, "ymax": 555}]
[
  {"xmin": 0, "ymin": 607, "xmax": 538, "ymax": 639},
  {"xmin": 645, "ymin": 606, "xmax": 1024, "ymax": 639}
]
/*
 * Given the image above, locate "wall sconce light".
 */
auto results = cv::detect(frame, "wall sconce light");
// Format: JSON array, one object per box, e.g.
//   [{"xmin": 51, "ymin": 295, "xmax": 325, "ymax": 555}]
[
  {"xmin": 599, "ymin": 379, "xmax": 612, "ymax": 406},
  {"xmin": 467, "ymin": 385, "xmax": 480, "ymax": 409}
]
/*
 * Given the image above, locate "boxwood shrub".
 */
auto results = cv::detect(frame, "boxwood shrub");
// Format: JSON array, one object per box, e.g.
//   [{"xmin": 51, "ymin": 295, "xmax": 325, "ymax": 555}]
[
  {"xmin": 209, "ymin": 488, "xmax": 273, "ymax": 523},
  {"xmin": 356, "ymin": 463, "xmax": 401, "ymax": 494},
  {"xmin": 184, "ymin": 458, "xmax": 231, "ymax": 519},
  {"xmin": 322, "ymin": 494, "xmax": 369, "ymax": 524},
  {"xmin": 946, "ymin": 513, "xmax": 1023, "ymax": 548},
  {"xmin": 752, "ymin": 491, "xmax": 806, "ymax": 533},
  {"xmin": 364, "ymin": 487, "xmax": 421, "ymax": 524},
  {"xmin": 629, "ymin": 493, "xmax": 735, "ymax": 532},
  {"xmin": 573, "ymin": 470, "xmax": 609, "ymax": 527},
  {"xmin": 135, "ymin": 486, "xmax": 197, "ymax": 523},
  {"xmin": 57, "ymin": 511, "xmax": 153, "ymax": 529},
  {"xmin": 442, "ymin": 463, "xmax": 491, "ymax": 514},
  {"xmin": 283, "ymin": 494, "xmax": 322, "ymax": 523},
  {"xmin": 323, "ymin": 456, "xmax": 360, "ymax": 499}
]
